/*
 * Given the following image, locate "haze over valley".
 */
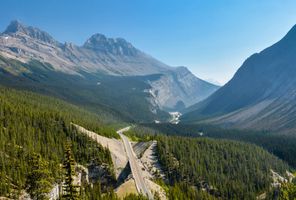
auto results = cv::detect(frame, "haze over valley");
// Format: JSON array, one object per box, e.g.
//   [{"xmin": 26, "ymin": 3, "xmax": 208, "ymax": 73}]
[{"xmin": 0, "ymin": 1, "xmax": 296, "ymax": 200}]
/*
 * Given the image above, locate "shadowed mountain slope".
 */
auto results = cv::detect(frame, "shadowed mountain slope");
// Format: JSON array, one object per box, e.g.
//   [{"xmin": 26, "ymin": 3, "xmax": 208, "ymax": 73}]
[{"xmin": 183, "ymin": 24, "xmax": 296, "ymax": 133}]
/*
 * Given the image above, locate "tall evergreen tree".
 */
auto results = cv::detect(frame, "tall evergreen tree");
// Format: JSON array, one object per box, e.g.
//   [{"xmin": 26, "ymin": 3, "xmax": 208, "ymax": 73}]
[
  {"xmin": 26, "ymin": 153, "xmax": 53, "ymax": 200},
  {"xmin": 279, "ymin": 182, "xmax": 296, "ymax": 200},
  {"xmin": 63, "ymin": 141, "xmax": 79, "ymax": 200}
]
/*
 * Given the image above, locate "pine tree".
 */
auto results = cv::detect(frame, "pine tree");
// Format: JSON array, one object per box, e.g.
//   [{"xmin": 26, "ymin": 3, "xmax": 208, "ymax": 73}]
[
  {"xmin": 279, "ymin": 182, "xmax": 296, "ymax": 200},
  {"xmin": 63, "ymin": 141, "xmax": 79, "ymax": 200},
  {"xmin": 26, "ymin": 153, "xmax": 53, "ymax": 200}
]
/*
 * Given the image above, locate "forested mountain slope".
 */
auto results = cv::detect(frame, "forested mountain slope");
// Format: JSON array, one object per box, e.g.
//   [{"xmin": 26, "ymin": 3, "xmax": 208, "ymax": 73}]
[
  {"xmin": 125, "ymin": 127, "xmax": 292, "ymax": 199},
  {"xmin": 157, "ymin": 136, "xmax": 290, "ymax": 199},
  {"xmin": 0, "ymin": 87, "xmax": 120, "ymax": 198},
  {"xmin": 0, "ymin": 55, "xmax": 169, "ymax": 122},
  {"xmin": 141, "ymin": 122, "xmax": 296, "ymax": 168},
  {"xmin": 183, "ymin": 24, "xmax": 296, "ymax": 133},
  {"xmin": 0, "ymin": 20, "xmax": 218, "ymax": 114}
]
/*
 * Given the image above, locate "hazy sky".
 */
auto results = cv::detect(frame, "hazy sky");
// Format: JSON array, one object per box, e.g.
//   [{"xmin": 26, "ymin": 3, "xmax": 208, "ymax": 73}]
[{"xmin": 1, "ymin": 0, "xmax": 296, "ymax": 84}]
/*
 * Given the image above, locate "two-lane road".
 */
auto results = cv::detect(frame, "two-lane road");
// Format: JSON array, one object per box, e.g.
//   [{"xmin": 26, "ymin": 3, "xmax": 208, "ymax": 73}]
[{"xmin": 117, "ymin": 127, "xmax": 153, "ymax": 199}]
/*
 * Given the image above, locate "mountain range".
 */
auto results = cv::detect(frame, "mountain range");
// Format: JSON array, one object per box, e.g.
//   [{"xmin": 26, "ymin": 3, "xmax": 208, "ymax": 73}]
[
  {"xmin": 183, "ymin": 24, "xmax": 296, "ymax": 133},
  {"xmin": 1, "ymin": 19, "xmax": 296, "ymax": 200},
  {"xmin": 0, "ymin": 20, "xmax": 219, "ymax": 121}
]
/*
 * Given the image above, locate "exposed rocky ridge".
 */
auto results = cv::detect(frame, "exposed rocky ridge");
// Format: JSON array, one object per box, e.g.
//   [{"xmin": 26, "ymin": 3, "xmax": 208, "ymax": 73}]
[
  {"xmin": 83, "ymin": 33, "xmax": 139, "ymax": 56},
  {"xmin": 148, "ymin": 67, "xmax": 219, "ymax": 109},
  {"xmin": 0, "ymin": 20, "xmax": 218, "ymax": 110},
  {"xmin": 183, "ymin": 24, "xmax": 296, "ymax": 132},
  {"xmin": 4, "ymin": 20, "xmax": 58, "ymax": 45}
]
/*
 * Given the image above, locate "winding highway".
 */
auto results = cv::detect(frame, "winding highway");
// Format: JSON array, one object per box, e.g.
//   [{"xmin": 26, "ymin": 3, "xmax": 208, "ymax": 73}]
[{"xmin": 117, "ymin": 127, "xmax": 153, "ymax": 199}]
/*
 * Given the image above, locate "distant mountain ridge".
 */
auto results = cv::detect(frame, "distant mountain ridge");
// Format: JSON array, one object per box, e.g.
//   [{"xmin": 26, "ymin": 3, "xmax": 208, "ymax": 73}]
[
  {"xmin": 0, "ymin": 20, "xmax": 218, "ymax": 111},
  {"xmin": 183, "ymin": 24, "xmax": 296, "ymax": 133},
  {"xmin": 4, "ymin": 20, "xmax": 58, "ymax": 44}
]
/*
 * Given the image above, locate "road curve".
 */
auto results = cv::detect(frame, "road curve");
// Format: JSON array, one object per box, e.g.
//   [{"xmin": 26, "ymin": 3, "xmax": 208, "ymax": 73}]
[{"xmin": 117, "ymin": 127, "xmax": 153, "ymax": 199}]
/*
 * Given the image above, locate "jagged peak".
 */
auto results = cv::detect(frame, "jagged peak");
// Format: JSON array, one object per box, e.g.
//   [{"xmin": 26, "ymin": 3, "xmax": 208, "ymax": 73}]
[
  {"xmin": 83, "ymin": 33, "xmax": 108, "ymax": 47},
  {"xmin": 3, "ymin": 20, "xmax": 25, "ymax": 34},
  {"xmin": 3, "ymin": 20, "xmax": 57, "ymax": 44},
  {"xmin": 83, "ymin": 33, "xmax": 139, "ymax": 56}
]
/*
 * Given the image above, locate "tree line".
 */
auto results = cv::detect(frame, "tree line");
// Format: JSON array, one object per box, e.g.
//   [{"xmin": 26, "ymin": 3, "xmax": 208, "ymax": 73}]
[
  {"xmin": 0, "ymin": 87, "xmax": 146, "ymax": 199},
  {"xmin": 125, "ymin": 126, "xmax": 292, "ymax": 199}
]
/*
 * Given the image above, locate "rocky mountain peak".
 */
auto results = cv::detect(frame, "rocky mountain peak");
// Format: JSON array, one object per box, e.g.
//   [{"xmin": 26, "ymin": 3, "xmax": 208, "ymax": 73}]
[
  {"xmin": 3, "ymin": 20, "xmax": 24, "ymax": 33},
  {"xmin": 3, "ymin": 20, "xmax": 57, "ymax": 45},
  {"xmin": 83, "ymin": 33, "xmax": 139, "ymax": 56},
  {"xmin": 174, "ymin": 66, "xmax": 204, "ymax": 80},
  {"xmin": 83, "ymin": 33, "xmax": 108, "ymax": 48}
]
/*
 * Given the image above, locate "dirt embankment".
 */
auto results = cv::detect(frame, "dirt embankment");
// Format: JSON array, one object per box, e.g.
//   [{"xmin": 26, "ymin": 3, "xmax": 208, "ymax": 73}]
[
  {"xmin": 72, "ymin": 123, "xmax": 128, "ymax": 179},
  {"xmin": 73, "ymin": 124, "xmax": 167, "ymax": 199}
]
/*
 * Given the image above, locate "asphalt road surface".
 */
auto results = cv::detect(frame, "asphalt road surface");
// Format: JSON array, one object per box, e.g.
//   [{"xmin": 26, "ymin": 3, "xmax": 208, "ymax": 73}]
[{"xmin": 117, "ymin": 127, "xmax": 153, "ymax": 199}]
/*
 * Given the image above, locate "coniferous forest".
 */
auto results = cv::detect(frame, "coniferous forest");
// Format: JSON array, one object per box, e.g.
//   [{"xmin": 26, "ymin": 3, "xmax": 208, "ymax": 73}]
[
  {"xmin": 0, "ymin": 87, "xmax": 141, "ymax": 199},
  {"xmin": 0, "ymin": 86, "xmax": 295, "ymax": 199},
  {"xmin": 141, "ymin": 123, "xmax": 296, "ymax": 168},
  {"xmin": 156, "ymin": 136, "xmax": 289, "ymax": 199},
  {"xmin": 124, "ymin": 127, "xmax": 295, "ymax": 200},
  {"xmin": 1, "ymin": 3, "xmax": 296, "ymax": 199}
]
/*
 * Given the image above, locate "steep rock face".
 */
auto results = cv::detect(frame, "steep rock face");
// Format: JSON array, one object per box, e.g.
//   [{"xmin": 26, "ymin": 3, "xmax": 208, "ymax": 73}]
[
  {"xmin": 83, "ymin": 33, "xmax": 138, "ymax": 56},
  {"xmin": 4, "ymin": 20, "xmax": 58, "ymax": 45},
  {"xmin": 183, "ymin": 24, "xmax": 296, "ymax": 132},
  {"xmin": 0, "ymin": 21, "xmax": 218, "ymax": 111},
  {"xmin": 148, "ymin": 67, "xmax": 219, "ymax": 110}
]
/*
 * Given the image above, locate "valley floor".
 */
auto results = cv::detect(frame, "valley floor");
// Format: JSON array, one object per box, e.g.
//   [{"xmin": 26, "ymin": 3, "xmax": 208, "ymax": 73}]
[{"xmin": 73, "ymin": 123, "xmax": 167, "ymax": 200}]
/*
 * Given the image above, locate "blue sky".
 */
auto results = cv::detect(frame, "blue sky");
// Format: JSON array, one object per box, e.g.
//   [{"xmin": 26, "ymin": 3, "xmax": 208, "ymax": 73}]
[{"xmin": 1, "ymin": 0, "xmax": 296, "ymax": 84}]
